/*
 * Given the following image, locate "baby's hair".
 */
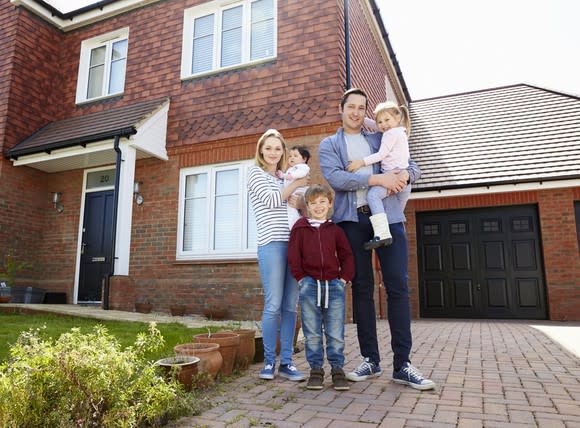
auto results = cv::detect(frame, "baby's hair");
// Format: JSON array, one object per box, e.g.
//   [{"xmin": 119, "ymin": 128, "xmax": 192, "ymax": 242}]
[
  {"xmin": 374, "ymin": 101, "xmax": 412, "ymax": 136},
  {"xmin": 290, "ymin": 145, "xmax": 311, "ymax": 164},
  {"xmin": 305, "ymin": 184, "xmax": 334, "ymax": 204}
]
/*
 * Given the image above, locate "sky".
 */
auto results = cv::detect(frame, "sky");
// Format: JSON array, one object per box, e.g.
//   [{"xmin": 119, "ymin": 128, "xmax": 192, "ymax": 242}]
[
  {"xmin": 376, "ymin": 0, "xmax": 580, "ymax": 100},
  {"xmin": 46, "ymin": 0, "xmax": 580, "ymax": 101}
]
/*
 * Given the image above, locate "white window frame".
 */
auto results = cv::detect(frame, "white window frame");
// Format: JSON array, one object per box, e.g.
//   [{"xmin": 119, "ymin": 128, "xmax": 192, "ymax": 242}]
[
  {"xmin": 76, "ymin": 28, "xmax": 129, "ymax": 104},
  {"xmin": 181, "ymin": 0, "xmax": 277, "ymax": 79},
  {"xmin": 177, "ymin": 160, "xmax": 257, "ymax": 261}
]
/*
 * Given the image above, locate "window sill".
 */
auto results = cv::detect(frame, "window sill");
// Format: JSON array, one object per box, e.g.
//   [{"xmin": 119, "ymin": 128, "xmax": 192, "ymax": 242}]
[
  {"xmin": 173, "ymin": 257, "xmax": 257, "ymax": 265},
  {"xmin": 181, "ymin": 57, "xmax": 276, "ymax": 83}
]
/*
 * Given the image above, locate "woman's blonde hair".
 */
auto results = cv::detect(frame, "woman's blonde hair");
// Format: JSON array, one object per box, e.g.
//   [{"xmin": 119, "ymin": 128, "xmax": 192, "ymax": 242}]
[
  {"xmin": 254, "ymin": 128, "xmax": 288, "ymax": 171},
  {"xmin": 373, "ymin": 101, "xmax": 412, "ymax": 136}
]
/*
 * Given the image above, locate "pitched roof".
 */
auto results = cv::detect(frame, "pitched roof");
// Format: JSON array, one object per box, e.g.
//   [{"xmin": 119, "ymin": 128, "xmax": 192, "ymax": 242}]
[
  {"xmin": 7, "ymin": 98, "xmax": 169, "ymax": 159},
  {"xmin": 409, "ymin": 84, "xmax": 580, "ymax": 191}
]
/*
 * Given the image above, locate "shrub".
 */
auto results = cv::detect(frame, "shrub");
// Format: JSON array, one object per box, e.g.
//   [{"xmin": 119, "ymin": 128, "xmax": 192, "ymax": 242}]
[{"xmin": 0, "ymin": 322, "xmax": 184, "ymax": 427}]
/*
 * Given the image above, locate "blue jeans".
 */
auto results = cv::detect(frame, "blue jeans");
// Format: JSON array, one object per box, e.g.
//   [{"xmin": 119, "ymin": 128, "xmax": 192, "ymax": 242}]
[
  {"xmin": 339, "ymin": 218, "xmax": 412, "ymax": 370},
  {"xmin": 257, "ymin": 241, "xmax": 299, "ymax": 366},
  {"xmin": 298, "ymin": 277, "xmax": 346, "ymax": 369}
]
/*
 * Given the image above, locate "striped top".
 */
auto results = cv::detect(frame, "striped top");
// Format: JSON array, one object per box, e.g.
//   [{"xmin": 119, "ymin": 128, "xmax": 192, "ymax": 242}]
[{"xmin": 247, "ymin": 166, "xmax": 290, "ymax": 246}]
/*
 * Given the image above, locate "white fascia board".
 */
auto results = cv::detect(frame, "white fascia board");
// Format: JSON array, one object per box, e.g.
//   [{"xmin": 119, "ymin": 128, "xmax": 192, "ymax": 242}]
[
  {"xmin": 11, "ymin": 140, "xmax": 114, "ymax": 167},
  {"xmin": 11, "ymin": 0, "xmax": 162, "ymax": 32},
  {"xmin": 129, "ymin": 100, "xmax": 169, "ymax": 161},
  {"xmin": 410, "ymin": 180, "xmax": 580, "ymax": 200}
]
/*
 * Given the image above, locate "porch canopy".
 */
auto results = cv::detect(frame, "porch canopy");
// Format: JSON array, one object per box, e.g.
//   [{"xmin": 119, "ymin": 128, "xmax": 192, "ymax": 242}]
[{"xmin": 7, "ymin": 97, "xmax": 169, "ymax": 172}]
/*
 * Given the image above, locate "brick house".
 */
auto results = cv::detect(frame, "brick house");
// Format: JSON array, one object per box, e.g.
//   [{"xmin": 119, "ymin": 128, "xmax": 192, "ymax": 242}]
[
  {"xmin": 1, "ymin": 0, "xmax": 407, "ymax": 319},
  {"xmin": 1, "ymin": 0, "xmax": 578, "ymax": 321}
]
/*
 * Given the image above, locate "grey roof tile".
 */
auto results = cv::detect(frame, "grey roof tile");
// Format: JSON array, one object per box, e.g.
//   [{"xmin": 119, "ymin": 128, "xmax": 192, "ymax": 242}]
[
  {"xmin": 8, "ymin": 98, "xmax": 169, "ymax": 158},
  {"xmin": 409, "ymin": 84, "xmax": 580, "ymax": 191}
]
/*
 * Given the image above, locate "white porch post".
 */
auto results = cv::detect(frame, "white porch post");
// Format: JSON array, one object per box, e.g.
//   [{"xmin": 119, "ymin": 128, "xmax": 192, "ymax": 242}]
[{"xmin": 114, "ymin": 141, "xmax": 136, "ymax": 275}]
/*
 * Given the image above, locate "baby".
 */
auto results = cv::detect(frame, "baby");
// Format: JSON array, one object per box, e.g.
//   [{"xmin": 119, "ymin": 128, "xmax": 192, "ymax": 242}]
[{"xmin": 278, "ymin": 145, "xmax": 311, "ymax": 229}]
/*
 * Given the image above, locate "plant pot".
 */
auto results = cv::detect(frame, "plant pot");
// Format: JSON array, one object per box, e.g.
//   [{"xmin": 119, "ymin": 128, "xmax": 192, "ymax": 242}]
[
  {"xmin": 202, "ymin": 307, "xmax": 229, "ymax": 320},
  {"xmin": 170, "ymin": 305, "xmax": 187, "ymax": 317},
  {"xmin": 253, "ymin": 336, "xmax": 264, "ymax": 363},
  {"xmin": 193, "ymin": 332, "xmax": 239, "ymax": 377},
  {"xmin": 223, "ymin": 329, "xmax": 256, "ymax": 370},
  {"xmin": 173, "ymin": 342, "xmax": 223, "ymax": 379},
  {"xmin": 155, "ymin": 356, "xmax": 200, "ymax": 391},
  {"xmin": 135, "ymin": 302, "xmax": 152, "ymax": 314}
]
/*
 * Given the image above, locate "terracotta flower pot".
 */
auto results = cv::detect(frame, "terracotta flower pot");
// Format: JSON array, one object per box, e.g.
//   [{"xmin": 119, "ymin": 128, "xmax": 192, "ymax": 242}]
[
  {"xmin": 170, "ymin": 304, "xmax": 187, "ymax": 316},
  {"xmin": 173, "ymin": 342, "xmax": 223, "ymax": 379},
  {"xmin": 155, "ymin": 355, "xmax": 200, "ymax": 391},
  {"xmin": 223, "ymin": 329, "xmax": 256, "ymax": 370},
  {"xmin": 193, "ymin": 332, "xmax": 239, "ymax": 376},
  {"xmin": 135, "ymin": 302, "xmax": 152, "ymax": 314}
]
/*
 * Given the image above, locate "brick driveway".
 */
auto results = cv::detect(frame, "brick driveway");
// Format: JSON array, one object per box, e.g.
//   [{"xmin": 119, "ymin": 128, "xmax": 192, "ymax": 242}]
[{"xmin": 171, "ymin": 319, "xmax": 580, "ymax": 428}]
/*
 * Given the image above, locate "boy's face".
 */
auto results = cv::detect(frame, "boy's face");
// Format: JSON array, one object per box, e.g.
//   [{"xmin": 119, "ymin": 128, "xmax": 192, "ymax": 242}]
[
  {"xmin": 288, "ymin": 149, "xmax": 305, "ymax": 167},
  {"xmin": 307, "ymin": 195, "xmax": 332, "ymax": 221},
  {"xmin": 376, "ymin": 111, "xmax": 399, "ymax": 133}
]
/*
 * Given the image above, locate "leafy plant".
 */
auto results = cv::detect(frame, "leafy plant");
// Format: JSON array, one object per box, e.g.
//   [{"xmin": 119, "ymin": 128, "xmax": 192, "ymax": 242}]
[
  {"xmin": 0, "ymin": 322, "xmax": 187, "ymax": 427},
  {"xmin": 0, "ymin": 249, "xmax": 32, "ymax": 287}
]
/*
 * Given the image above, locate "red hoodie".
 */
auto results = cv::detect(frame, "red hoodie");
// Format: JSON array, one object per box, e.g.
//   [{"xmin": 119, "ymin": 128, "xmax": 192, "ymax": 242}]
[{"xmin": 288, "ymin": 217, "xmax": 354, "ymax": 282}]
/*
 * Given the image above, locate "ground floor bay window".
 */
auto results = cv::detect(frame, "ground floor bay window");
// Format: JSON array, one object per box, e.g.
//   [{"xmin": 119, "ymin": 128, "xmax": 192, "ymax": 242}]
[{"xmin": 177, "ymin": 160, "xmax": 257, "ymax": 261}]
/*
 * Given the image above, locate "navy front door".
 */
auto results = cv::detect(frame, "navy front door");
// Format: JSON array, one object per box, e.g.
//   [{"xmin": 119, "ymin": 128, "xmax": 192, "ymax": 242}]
[{"xmin": 78, "ymin": 190, "xmax": 114, "ymax": 302}]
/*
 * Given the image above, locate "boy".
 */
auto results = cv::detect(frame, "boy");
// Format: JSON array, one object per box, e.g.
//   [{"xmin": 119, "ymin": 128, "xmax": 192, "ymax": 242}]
[{"xmin": 288, "ymin": 184, "xmax": 354, "ymax": 390}]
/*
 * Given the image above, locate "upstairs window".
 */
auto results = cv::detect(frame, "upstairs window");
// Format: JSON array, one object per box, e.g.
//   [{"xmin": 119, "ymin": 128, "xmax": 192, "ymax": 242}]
[
  {"xmin": 177, "ymin": 161, "xmax": 257, "ymax": 260},
  {"xmin": 182, "ymin": 0, "xmax": 276, "ymax": 79},
  {"xmin": 76, "ymin": 28, "xmax": 129, "ymax": 103}
]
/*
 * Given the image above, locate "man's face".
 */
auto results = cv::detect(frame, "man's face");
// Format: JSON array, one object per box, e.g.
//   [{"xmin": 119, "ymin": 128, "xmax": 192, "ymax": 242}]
[{"xmin": 341, "ymin": 94, "xmax": 367, "ymax": 133}]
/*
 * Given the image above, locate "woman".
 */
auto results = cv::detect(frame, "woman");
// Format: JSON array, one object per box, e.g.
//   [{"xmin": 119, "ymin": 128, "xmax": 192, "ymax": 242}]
[{"xmin": 247, "ymin": 129, "xmax": 309, "ymax": 381}]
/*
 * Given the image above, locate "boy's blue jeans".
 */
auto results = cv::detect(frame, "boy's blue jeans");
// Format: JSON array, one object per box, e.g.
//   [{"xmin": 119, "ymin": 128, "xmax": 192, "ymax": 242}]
[{"xmin": 298, "ymin": 277, "xmax": 346, "ymax": 369}]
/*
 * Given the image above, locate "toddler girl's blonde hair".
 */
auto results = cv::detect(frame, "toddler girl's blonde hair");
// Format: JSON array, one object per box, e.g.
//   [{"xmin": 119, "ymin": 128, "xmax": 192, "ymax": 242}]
[{"xmin": 373, "ymin": 101, "xmax": 412, "ymax": 136}]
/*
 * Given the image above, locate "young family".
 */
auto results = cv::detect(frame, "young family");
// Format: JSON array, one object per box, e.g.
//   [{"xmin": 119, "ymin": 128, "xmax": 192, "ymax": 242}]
[{"xmin": 247, "ymin": 87, "xmax": 435, "ymax": 391}]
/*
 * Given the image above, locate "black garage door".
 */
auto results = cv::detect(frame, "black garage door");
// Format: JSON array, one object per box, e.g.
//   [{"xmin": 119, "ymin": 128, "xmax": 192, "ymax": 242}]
[{"xmin": 417, "ymin": 205, "xmax": 547, "ymax": 319}]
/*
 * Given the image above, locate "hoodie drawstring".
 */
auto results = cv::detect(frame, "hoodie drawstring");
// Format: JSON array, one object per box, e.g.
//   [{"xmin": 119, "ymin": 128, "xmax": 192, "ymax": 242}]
[{"xmin": 316, "ymin": 279, "xmax": 329, "ymax": 308}]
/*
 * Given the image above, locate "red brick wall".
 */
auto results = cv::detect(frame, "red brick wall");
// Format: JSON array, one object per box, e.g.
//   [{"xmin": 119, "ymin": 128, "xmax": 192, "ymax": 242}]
[
  {"xmin": 128, "ymin": 126, "xmax": 336, "ymax": 319},
  {"xmin": 407, "ymin": 187, "xmax": 580, "ymax": 321},
  {"xmin": 36, "ymin": 0, "xmax": 346, "ymax": 142},
  {"xmin": 347, "ymin": 1, "xmax": 403, "ymax": 105}
]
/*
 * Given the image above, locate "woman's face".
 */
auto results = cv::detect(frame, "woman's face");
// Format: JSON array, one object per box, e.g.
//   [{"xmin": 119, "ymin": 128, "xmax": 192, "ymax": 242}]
[{"xmin": 260, "ymin": 136, "xmax": 285, "ymax": 169}]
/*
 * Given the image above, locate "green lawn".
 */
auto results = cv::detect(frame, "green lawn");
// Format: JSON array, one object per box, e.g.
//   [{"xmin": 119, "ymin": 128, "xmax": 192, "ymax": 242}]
[{"xmin": 0, "ymin": 312, "xmax": 221, "ymax": 363}]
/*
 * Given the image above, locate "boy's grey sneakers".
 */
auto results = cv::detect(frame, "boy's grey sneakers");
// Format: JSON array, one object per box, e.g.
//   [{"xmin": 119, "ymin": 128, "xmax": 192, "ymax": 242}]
[
  {"xmin": 331, "ymin": 367, "xmax": 350, "ymax": 390},
  {"xmin": 306, "ymin": 368, "xmax": 324, "ymax": 390},
  {"xmin": 392, "ymin": 362, "xmax": 436, "ymax": 390},
  {"xmin": 346, "ymin": 357, "xmax": 383, "ymax": 381},
  {"xmin": 259, "ymin": 363, "xmax": 275, "ymax": 380},
  {"xmin": 278, "ymin": 364, "xmax": 306, "ymax": 381}
]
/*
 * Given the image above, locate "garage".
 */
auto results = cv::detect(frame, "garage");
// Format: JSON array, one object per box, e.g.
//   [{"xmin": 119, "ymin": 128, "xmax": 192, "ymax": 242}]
[{"xmin": 416, "ymin": 204, "xmax": 547, "ymax": 319}]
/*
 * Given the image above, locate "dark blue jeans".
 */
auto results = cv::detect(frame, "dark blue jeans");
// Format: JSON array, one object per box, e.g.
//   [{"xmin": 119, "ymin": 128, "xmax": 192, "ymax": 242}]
[{"xmin": 339, "ymin": 215, "xmax": 412, "ymax": 369}]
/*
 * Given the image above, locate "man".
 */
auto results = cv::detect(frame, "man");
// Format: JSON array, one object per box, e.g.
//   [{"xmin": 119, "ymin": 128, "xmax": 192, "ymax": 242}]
[{"xmin": 319, "ymin": 87, "xmax": 435, "ymax": 390}]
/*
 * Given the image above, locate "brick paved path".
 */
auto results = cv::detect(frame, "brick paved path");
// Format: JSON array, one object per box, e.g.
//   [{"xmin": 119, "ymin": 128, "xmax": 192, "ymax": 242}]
[{"xmin": 170, "ymin": 319, "xmax": 580, "ymax": 428}]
